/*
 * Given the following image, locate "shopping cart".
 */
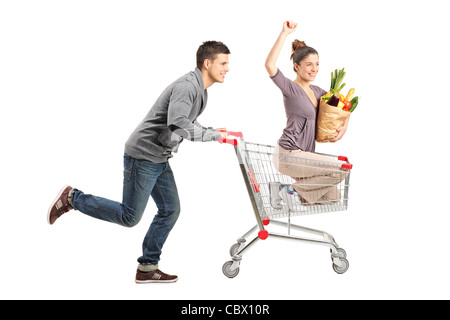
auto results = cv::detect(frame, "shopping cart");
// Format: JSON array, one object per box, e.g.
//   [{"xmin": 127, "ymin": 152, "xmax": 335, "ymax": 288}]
[{"xmin": 218, "ymin": 130, "xmax": 353, "ymax": 278}]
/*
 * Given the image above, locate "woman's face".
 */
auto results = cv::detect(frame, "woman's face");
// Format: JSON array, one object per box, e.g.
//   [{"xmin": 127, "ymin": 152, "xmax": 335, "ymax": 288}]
[{"xmin": 295, "ymin": 54, "xmax": 319, "ymax": 82}]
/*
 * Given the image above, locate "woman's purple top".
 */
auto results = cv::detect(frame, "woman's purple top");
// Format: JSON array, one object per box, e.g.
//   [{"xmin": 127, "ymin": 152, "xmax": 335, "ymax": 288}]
[{"xmin": 270, "ymin": 68, "xmax": 326, "ymax": 152}]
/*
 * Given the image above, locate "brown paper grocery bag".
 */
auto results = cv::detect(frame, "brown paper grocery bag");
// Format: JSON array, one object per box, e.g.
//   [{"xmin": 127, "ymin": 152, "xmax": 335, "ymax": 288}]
[{"xmin": 316, "ymin": 99, "xmax": 351, "ymax": 143}]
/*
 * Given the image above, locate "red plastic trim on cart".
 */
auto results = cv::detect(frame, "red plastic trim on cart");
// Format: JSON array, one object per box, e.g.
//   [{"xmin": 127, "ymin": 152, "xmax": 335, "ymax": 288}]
[
  {"xmin": 262, "ymin": 216, "xmax": 270, "ymax": 226},
  {"xmin": 341, "ymin": 163, "xmax": 353, "ymax": 170},
  {"xmin": 258, "ymin": 230, "xmax": 269, "ymax": 240},
  {"xmin": 218, "ymin": 136, "xmax": 238, "ymax": 146},
  {"xmin": 217, "ymin": 129, "xmax": 243, "ymax": 138},
  {"xmin": 338, "ymin": 156, "xmax": 352, "ymax": 170},
  {"xmin": 247, "ymin": 169, "xmax": 260, "ymax": 193}
]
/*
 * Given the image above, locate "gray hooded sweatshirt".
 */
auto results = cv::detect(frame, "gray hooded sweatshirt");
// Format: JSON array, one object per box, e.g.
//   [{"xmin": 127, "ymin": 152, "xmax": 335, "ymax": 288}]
[{"xmin": 124, "ymin": 68, "xmax": 221, "ymax": 163}]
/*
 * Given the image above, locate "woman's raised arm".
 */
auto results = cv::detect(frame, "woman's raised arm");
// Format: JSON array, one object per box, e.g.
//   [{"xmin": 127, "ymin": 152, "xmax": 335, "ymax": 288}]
[{"xmin": 265, "ymin": 20, "xmax": 298, "ymax": 77}]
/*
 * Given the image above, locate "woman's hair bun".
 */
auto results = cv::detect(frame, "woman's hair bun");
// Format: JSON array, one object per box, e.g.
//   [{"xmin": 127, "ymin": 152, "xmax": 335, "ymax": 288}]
[
  {"xmin": 291, "ymin": 40, "xmax": 307, "ymax": 60},
  {"xmin": 292, "ymin": 40, "xmax": 306, "ymax": 51}
]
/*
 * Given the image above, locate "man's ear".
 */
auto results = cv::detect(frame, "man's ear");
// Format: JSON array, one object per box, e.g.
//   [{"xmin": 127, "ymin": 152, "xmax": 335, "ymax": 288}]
[{"xmin": 203, "ymin": 59, "xmax": 211, "ymax": 70}]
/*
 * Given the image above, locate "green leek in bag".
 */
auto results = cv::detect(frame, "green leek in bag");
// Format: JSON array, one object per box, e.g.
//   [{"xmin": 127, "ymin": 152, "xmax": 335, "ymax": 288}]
[{"xmin": 322, "ymin": 68, "xmax": 346, "ymax": 101}]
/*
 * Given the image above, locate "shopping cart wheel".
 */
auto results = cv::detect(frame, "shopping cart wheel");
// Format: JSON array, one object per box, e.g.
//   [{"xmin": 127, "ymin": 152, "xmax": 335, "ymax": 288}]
[
  {"xmin": 229, "ymin": 243, "xmax": 240, "ymax": 256},
  {"xmin": 332, "ymin": 258, "xmax": 349, "ymax": 274},
  {"xmin": 222, "ymin": 261, "xmax": 240, "ymax": 278},
  {"xmin": 337, "ymin": 248, "xmax": 347, "ymax": 258},
  {"xmin": 330, "ymin": 248, "xmax": 347, "ymax": 259}
]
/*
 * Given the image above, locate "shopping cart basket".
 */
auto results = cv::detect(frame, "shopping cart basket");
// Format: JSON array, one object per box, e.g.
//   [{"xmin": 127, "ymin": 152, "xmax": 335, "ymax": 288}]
[{"xmin": 218, "ymin": 130, "xmax": 353, "ymax": 277}]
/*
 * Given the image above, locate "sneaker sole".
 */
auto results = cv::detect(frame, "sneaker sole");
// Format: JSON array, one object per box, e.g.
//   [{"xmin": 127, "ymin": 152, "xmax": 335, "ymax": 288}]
[
  {"xmin": 47, "ymin": 184, "xmax": 69, "ymax": 225},
  {"xmin": 135, "ymin": 278, "xmax": 178, "ymax": 284}
]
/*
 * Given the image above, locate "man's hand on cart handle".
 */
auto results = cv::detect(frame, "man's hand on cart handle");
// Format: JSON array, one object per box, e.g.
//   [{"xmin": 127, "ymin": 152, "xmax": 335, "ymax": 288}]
[
  {"xmin": 216, "ymin": 128, "xmax": 228, "ymax": 138},
  {"xmin": 217, "ymin": 129, "xmax": 243, "ymax": 146},
  {"xmin": 218, "ymin": 137, "xmax": 237, "ymax": 146},
  {"xmin": 217, "ymin": 129, "xmax": 243, "ymax": 138}
]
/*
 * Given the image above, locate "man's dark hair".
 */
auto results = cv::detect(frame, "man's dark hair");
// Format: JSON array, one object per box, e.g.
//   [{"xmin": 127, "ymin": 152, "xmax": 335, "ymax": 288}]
[{"xmin": 196, "ymin": 41, "xmax": 230, "ymax": 70}]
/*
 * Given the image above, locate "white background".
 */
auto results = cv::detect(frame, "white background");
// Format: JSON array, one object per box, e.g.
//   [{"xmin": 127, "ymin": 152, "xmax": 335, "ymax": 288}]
[{"xmin": 1, "ymin": 0, "xmax": 449, "ymax": 300}]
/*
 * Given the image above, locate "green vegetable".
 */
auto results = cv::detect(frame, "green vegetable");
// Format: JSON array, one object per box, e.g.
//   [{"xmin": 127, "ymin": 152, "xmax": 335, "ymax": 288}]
[
  {"xmin": 349, "ymin": 96, "xmax": 359, "ymax": 112},
  {"xmin": 322, "ymin": 95, "xmax": 330, "ymax": 102},
  {"xmin": 331, "ymin": 68, "xmax": 346, "ymax": 94},
  {"xmin": 323, "ymin": 68, "xmax": 346, "ymax": 101}
]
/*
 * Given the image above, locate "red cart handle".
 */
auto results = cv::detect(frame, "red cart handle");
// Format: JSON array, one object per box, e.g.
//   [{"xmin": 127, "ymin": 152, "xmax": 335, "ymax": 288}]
[
  {"xmin": 218, "ymin": 136, "xmax": 238, "ymax": 146},
  {"xmin": 217, "ymin": 129, "xmax": 243, "ymax": 146},
  {"xmin": 217, "ymin": 129, "xmax": 243, "ymax": 138}
]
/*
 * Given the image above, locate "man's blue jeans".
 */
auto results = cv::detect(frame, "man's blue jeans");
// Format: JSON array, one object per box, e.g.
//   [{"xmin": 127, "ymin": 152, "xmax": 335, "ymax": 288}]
[{"xmin": 71, "ymin": 153, "xmax": 181, "ymax": 265}]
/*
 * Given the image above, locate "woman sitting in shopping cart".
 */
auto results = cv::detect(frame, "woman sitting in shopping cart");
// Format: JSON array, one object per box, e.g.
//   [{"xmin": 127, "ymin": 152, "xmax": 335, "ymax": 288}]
[{"xmin": 265, "ymin": 20, "xmax": 350, "ymax": 208}]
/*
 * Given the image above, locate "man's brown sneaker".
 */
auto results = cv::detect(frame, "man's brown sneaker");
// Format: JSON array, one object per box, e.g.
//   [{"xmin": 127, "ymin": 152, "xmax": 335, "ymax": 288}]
[
  {"xmin": 135, "ymin": 269, "xmax": 178, "ymax": 283},
  {"xmin": 47, "ymin": 185, "xmax": 73, "ymax": 225}
]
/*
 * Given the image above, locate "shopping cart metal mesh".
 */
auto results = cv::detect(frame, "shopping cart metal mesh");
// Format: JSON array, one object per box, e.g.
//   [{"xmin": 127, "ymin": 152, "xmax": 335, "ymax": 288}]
[{"xmin": 242, "ymin": 141, "xmax": 351, "ymax": 219}]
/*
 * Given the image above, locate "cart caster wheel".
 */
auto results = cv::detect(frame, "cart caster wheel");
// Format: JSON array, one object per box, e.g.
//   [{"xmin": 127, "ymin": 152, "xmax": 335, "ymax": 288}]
[
  {"xmin": 330, "ymin": 248, "xmax": 347, "ymax": 259},
  {"xmin": 332, "ymin": 258, "xmax": 349, "ymax": 274},
  {"xmin": 222, "ymin": 261, "xmax": 240, "ymax": 278},
  {"xmin": 229, "ymin": 243, "xmax": 240, "ymax": 256},
  {"xmin": 337, "ymin": 248, "xmax": 347, "ymax": 258}
]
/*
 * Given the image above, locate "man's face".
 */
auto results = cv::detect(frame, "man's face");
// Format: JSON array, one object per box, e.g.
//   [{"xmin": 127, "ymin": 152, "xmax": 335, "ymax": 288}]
[{"xmin": 206, "ymin": 53, "xmax": 229, "ymax": 83}]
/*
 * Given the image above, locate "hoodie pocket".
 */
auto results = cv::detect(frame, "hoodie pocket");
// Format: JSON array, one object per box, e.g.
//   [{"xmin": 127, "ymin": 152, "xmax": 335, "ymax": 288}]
[{"xmin": 157, "ymin": 128, "xmax": 183, "ymax": 150}]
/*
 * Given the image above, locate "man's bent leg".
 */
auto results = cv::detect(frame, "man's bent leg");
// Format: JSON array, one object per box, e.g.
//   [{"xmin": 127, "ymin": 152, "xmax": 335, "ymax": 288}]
[{"xmin": 71, "ymin": 154, "xmax": 164, "ymax": 227}]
